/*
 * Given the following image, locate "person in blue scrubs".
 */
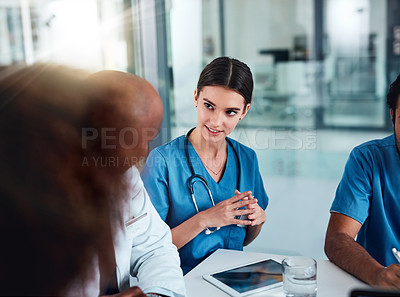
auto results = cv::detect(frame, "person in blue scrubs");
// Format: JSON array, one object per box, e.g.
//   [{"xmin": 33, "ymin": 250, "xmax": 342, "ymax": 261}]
[
  {"xmin": 324, "ymin": 74, "xmax": 400, "ymax": 288},
  {"xmin": 141, "ymin": 57, "xmax": 268, "ymax": 274}
]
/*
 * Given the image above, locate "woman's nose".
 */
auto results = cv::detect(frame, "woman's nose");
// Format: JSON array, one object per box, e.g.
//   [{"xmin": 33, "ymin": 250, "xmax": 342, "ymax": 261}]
[{"xmin": 210, "ymin": 111, "xmax": 223, "ymax": 127}]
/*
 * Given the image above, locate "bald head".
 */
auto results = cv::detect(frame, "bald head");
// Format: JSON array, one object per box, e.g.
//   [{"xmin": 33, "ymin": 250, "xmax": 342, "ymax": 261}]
[
  {"xmin": 88, "ymin": 70, "xmax": 164, "ymax": 169},
  {"xmin": 89, "ymin": 70, "xmax": 163, "ymax": 127}
]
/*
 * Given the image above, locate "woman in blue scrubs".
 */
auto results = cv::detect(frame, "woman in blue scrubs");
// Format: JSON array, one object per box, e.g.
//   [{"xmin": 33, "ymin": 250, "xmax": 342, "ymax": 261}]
[{"xmin": 141, "ymin": 57, "xmax": 269, "ymax": 274}]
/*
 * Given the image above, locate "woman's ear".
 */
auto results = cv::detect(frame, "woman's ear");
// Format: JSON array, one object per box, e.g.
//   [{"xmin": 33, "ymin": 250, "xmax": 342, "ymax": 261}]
[
  {"xmin": 194, "ymin": 89, "xmax": 199, "ymax": 107},
  {"xmin": 239, "ymin": 103, "xmax": 250, "ymax": 120}
]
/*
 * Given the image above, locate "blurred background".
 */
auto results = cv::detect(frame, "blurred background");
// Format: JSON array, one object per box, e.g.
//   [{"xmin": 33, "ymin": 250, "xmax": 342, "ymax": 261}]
[{"xmin": 2, "ymin": 0, "xmax": 400, "ymax": 259}]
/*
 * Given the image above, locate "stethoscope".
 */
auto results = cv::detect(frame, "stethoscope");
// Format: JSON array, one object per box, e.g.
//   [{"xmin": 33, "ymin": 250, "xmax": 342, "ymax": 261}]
[{"xmin": 184, "ymin": 127, "xmax": 241, "ymax": 235}]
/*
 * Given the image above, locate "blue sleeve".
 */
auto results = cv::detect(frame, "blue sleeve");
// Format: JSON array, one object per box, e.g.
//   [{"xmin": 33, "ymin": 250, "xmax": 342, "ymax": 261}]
[
  {"xmin": 330, "ymin": 147, "xmax": 372, "ymax": 224},
  {"xmin": 252, "ymin": 152, "xmax": 269, "ymax": 210},
  {"xmin": 140, "ymin": 149, "xmax": 170, "ymax": 221}
]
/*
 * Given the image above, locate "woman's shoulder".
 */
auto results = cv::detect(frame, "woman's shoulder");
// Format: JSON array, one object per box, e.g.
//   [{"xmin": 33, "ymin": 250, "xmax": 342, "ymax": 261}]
[
  {"xmin": 151, "ymin": 135, "xmax": 186, "ymax": 158},
  {"xmin": 145, "ymin": 136, "xmax": 186, "ymax": 171},
  {"xmin": 227, "ymin": 137, "xmax": 256, "ymax": 157}
]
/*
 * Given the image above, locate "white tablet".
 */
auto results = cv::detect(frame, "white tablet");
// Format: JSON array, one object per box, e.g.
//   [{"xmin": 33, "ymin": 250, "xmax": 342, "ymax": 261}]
[{"xmin": 202, "ymin": 258, "xmax": 283, "ymax": 297}]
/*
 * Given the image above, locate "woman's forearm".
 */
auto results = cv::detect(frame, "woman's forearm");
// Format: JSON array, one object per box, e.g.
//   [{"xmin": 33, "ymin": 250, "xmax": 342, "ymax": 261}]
[{"xmin": 171, "ymin": 213, "xmax": 206, "ymax": 250}]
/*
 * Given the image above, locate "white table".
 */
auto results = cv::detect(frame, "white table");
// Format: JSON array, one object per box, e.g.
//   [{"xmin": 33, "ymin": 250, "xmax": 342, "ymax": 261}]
[{"xmin": 184, "ymin": 249, "xmax": 369, "ymax": 297}]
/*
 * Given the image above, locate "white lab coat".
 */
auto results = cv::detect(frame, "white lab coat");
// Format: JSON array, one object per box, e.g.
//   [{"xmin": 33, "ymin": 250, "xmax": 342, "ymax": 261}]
[{"xmin": 67, "ymin": 166, "xmax": 186, "ymax": 297}]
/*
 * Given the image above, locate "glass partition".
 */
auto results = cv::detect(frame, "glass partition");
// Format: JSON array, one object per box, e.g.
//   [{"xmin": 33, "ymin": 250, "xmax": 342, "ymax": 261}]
[
  {"xmin": 223, "ymin": 0, "xmax": 318, "ymax": 129},
  {"xmin": 321, "ymin": 0, "xmax": 387, "ymax": 128},
  {"xmin": 0, "ymin": 2, "xmax": 25, "ymax": 65},
  {"xmin": 0, "ymin": 0, "xmax": 129, "ymax": 71}
]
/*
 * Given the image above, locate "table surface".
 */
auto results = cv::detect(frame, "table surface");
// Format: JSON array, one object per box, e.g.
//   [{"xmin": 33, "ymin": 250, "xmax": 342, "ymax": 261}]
[{"xmin": 184, "ymin": 249, "xmax": 369, "ymax": 297}]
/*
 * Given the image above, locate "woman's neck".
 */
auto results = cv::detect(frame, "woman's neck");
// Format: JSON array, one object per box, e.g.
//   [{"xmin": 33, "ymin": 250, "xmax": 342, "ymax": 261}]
[{"xmin": 189, "ymin": 127, "xmax": 226, "ymax": 159}]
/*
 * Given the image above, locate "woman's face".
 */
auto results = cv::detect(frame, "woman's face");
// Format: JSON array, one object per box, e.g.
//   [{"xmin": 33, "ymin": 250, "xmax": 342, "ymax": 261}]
[{"xmin": 194, "ymin": 85, "xmax": 250, "ymax": 144}]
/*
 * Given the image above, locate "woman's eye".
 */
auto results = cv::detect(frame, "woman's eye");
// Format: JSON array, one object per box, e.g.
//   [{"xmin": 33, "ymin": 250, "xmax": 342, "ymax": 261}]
[
  {"xmin": 226, "ymin": 110, "xmax": 237, "ymax": 116},
  {"xmin": 204, "ymin": 103, "xmax": 213, "ymax": 109}
]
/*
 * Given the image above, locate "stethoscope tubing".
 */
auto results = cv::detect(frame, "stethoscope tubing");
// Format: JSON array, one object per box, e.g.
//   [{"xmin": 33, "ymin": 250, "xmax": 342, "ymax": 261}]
[
  {"xmin": 184, "ymin": 127, "xmax": 240, "ymax": 189},
  {"xmin": 184, "ymin": 127, "xmax": 241, "ymax": 234}
]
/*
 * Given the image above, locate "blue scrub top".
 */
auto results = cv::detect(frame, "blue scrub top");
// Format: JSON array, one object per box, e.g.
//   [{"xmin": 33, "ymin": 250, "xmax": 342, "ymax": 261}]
[
  {"xmin": 331, "ymin": 134, "xmax": 400, "ymax": 267},
  {"xmin": 141, "ymin": 135, "xmax": 269, "ymax": 274}
]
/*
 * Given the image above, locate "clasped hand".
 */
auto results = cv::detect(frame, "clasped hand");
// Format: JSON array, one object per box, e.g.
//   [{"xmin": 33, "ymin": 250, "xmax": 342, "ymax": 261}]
[
  {"xmin": 235, "ymin": 190, "xmax": 266, "ymax": 227},
  {"xmin": 199, "ymin": 190, "xmax": 265, "ymax": 229}
]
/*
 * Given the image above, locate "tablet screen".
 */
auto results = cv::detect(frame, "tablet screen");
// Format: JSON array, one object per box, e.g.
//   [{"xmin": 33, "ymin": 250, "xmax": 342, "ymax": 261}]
[{"xmin": 210, "ymin": 259, "xmax": 283, "ymax": 293}]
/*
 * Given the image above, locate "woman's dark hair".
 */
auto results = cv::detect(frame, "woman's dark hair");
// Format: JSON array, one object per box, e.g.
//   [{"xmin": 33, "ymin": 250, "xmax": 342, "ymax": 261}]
[
  {"xmin": 0, "ymin": 64, "xmax": 127, "ymax": 295},
  {"xmin": 387, "ymin": 74, "xmax": 400, "ymax": 125},
  {"xmin": 196, "ymin": 56, "xmax": 254, "ymax": 107}
]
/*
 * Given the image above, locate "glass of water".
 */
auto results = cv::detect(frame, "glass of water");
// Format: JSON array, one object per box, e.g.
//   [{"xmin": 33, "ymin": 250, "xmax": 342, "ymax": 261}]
[{"xmin": 282, "ymin": 256, "xmax": 317, "ymax": 297}]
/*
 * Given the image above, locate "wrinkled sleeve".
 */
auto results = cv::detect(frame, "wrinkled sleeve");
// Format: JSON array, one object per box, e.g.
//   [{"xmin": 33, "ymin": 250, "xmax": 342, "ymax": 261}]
[
  {"xmin": 141, "ymin": 148, "xmax": 170, "ymax": 221},
  {"xmin": 127, "ymin": 167, "xmax": 185, "ymax": 297},
  {"xmin": 330, "ymin": 148, "xmax": 372, "ymax": 224},
  {"xmin": 252, "ymin": 152, "xmax": 269, "ymax": 210}
]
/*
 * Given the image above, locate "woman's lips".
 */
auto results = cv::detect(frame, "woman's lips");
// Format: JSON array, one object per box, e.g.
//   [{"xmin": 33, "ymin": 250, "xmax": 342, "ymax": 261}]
[{"xmin": 205, "ymin": 125, "xmax": 222, "ymax": 135}]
